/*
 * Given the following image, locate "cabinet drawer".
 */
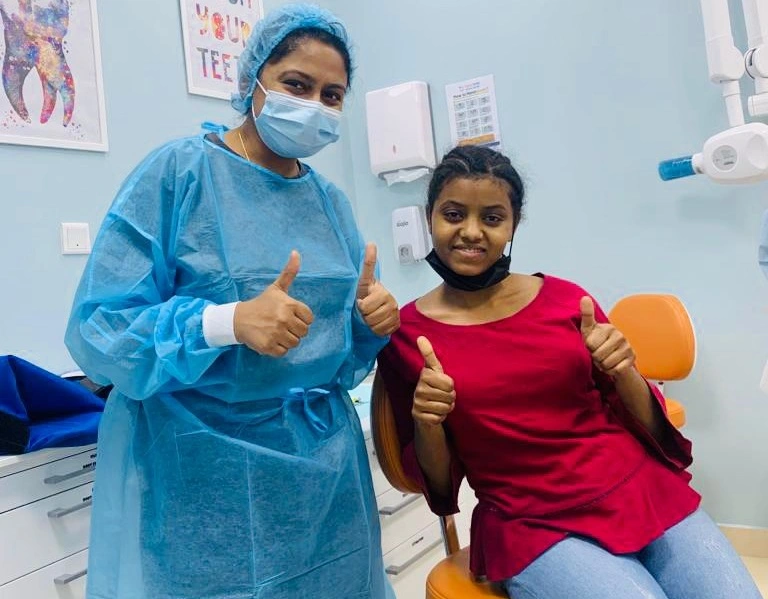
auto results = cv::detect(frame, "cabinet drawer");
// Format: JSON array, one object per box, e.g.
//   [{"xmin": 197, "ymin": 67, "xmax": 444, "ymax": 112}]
[
  {"xmin": 0, "ymin": 549, "xmax": 87, "ymax": 599},
  {"xmin": 0, "ymin": 449, "xmax": 96, "ymax": 514},
  {"xmin": 384, "ymin": 520, "xmax": 444, "ymax": 598},
  {"xmin": 0, "ymin": 482, "xmax": 93, "ymax": 585},
  {"xmin": 364, "ymin": 437, "xmax": 392, "ymax": 498},
  {"xmin": 377, "ymin": 487, "xmax": 435, "ymax": 555}
]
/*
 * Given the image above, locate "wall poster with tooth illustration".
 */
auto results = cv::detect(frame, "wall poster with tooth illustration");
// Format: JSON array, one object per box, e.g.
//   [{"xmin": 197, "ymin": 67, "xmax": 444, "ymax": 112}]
[
  {"xmin": 179, "ymin": 0, "xmax": 263, "ymax": 100},
  {"xmin": 0, "ymin": 0, "xmax": 108, "ymax": 152}
]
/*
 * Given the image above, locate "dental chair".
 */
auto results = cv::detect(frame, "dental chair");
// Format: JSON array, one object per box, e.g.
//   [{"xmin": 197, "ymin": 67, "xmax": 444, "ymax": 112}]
[
  {"xmin": 607, "ymin": 293, "xmax": 696, "ymax": 428},
  {"xmin": 371, "ymin": 374, "xmax": 506, "ymax": 599}
]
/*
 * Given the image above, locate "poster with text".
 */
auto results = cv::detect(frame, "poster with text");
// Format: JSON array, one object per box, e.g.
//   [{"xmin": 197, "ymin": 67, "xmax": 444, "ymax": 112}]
[
  {"xmin": 0, "ymin": 0, "xmax": 108, "ymax": 152},
  {"xmin": 445, "ymin": 75, "xmax": 501, "ymax": 148},
  {"xmin": 179, "ymin": 0, "xmax": 264, "ymax": 100}
]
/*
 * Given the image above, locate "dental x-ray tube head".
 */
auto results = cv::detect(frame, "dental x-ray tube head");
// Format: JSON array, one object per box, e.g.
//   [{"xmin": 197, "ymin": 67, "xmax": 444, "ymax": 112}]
[{"xmin": 659, "ymin": 123, "xmax": 768, "ymax": 184}]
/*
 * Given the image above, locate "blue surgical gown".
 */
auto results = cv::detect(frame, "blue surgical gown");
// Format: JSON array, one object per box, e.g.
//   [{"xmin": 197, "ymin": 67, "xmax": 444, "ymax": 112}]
[{"xmin": 65, "ymin": 127, "xmax": 391, "ymax": 599}]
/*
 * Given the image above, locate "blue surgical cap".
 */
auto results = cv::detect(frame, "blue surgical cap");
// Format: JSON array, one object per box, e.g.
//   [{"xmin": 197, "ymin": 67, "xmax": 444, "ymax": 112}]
[{"xmin": 232, "ymin": 3, "xmax": 352, "ymax": 114}]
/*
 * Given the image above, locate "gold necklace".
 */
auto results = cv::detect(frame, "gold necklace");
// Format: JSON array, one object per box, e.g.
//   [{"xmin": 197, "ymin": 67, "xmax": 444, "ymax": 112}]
[
  {"xmin": 237, "ymin": 129, "xmax": 252, "ymax": 163},
  {"xmin": 237, "ymin": 128, "xmax": 300, "ymax": 177}
]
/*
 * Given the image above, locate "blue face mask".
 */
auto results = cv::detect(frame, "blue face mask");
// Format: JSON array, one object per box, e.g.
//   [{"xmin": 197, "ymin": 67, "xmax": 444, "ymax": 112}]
[{"xmin": 252, "ymin": 80, "xmax": 342, "ymax": 158}]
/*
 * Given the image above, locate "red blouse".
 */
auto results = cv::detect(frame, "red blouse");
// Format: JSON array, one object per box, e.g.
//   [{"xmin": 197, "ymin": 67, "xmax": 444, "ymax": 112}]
[{"xmin": 376, "ymin": 275, "xmax": 700, "ymax": 581}]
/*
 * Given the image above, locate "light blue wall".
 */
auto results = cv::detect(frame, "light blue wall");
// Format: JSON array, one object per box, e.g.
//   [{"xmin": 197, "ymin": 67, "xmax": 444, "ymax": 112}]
[
  {"xmin": 321, "ymin": 0, "xmax": 768, "ymax": 527},
  {"xmin": 0, "ymin": 0, "xmax": 350, "ymax": 373},
  {"xmin": 2, "ymin": 0, "xmax": 767, "ymax": 528}
]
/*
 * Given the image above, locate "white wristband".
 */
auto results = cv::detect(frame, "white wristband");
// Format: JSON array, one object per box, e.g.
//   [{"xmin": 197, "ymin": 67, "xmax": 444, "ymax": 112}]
[{"xmin": 202, "ymin": 302, "xmax": 240, "ymax": 348}]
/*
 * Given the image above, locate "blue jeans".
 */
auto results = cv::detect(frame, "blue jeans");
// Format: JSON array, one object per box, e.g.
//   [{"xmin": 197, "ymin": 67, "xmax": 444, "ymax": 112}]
[{"xmin": 503, "ymin": 509, "xmax": 762, "ymax": 599}]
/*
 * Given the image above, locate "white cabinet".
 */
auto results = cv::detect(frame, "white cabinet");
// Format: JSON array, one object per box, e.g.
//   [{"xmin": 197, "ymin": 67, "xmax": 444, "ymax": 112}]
[
  {"xmin": 378, "ymin": 487, "xmax": 437, "ymax": 555},
  {"xmin": 0, "ymin": 550, "xmax": 88, "ymax": 599},
  {"xmin": 383, "ymin": 521, "xmax": 445, "ymax": 599},
  {"xmin": 0, "ymin": 446, "xmax": 96, "ymax": 599}
]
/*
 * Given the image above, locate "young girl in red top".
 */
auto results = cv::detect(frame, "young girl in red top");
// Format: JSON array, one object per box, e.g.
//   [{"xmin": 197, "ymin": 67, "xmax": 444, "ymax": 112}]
[{"xmin": 376, "ymin": 145, "xmax": 760, "ymax": 598}]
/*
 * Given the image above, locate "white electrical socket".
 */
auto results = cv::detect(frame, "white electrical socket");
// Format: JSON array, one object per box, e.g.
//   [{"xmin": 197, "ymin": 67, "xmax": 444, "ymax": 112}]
[{"xmin": 60, "ymin": 222, "xmax": 91, "ymax": 255}]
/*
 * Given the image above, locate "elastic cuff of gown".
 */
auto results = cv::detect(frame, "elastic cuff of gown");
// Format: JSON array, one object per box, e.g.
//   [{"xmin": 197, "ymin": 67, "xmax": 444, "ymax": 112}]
[{"xmin": 202, "ymin": 302, "xmax": 240, "ymax": 347}]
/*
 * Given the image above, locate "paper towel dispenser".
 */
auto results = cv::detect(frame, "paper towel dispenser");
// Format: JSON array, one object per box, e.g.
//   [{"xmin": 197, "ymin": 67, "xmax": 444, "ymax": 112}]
[{"xmin": 365, "ymin": 81, "xmax": 437, "ymax": 184}]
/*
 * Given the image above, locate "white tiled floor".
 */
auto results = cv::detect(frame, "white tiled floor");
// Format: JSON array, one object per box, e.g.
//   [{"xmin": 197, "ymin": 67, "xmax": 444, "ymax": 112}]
[{"xmin": 743, "ymin": 556, "xmax": 768, "ymax": 598}]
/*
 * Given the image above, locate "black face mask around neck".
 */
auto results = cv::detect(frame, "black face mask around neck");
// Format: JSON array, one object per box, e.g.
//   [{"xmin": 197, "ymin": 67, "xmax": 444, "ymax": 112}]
[{"xmin": 425, "ymin": 248, "xmax": 511, "ymax": 292}]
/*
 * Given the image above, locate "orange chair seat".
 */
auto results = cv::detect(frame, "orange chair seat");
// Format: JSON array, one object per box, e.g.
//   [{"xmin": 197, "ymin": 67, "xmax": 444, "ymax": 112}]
[
  {"xmin": 664, "ymin": 397, "xmax": 686, "ymax": 428},
  {"xmin": 426, "ymin": 547, "xmax": 506, "ymax": 599}
]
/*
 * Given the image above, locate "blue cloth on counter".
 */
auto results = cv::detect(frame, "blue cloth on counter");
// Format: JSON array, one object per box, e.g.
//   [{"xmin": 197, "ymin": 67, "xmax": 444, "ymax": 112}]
[{"xmin": 0, "ymin": 355, "xmax": 104, "ymax": 454}]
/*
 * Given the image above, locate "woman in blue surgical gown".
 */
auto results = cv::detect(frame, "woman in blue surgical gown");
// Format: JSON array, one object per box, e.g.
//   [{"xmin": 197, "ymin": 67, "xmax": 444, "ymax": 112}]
[{"xmin": 65, "ymin": 4, "xmax": 400, "ymax": 598}]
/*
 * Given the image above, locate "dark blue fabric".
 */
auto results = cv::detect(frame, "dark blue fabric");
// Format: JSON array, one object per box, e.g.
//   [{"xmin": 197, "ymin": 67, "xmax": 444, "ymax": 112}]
[{"xmin": 0, "ymin": 355, "xmax": 104, "ymax": 454}]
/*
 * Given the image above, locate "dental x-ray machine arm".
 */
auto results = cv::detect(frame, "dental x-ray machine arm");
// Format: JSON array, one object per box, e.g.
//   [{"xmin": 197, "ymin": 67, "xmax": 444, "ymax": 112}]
[{"xmin": 659, "ymin": 0, "xmax": 768, "ymax": 183}]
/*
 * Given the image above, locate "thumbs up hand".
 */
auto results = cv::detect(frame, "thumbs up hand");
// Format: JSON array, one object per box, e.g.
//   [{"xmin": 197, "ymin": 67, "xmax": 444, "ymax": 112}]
[
  {"xmin": 580, "ymin": 296, "xmax": 635, "ymax": 378},
  {"xmin": 233, "ymin": 251, "xmax": 315, "ymax": 357},
  {"xmin": 412, "ymin": 336, "xmax": 456, "ymax": 426},
  {"xmin": 356, "ymin": 243, "xmax": 400, "ymax": 336}
]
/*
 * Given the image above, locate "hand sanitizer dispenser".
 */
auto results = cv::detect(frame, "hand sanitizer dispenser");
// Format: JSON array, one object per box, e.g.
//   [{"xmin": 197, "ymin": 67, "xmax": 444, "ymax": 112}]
[{"xmin": 391, "ymin": 206, "xmax": 431, "ymax": 264}]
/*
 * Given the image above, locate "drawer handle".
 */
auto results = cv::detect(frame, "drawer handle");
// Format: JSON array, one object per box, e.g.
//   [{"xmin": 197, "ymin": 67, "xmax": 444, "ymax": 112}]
[
  {"xmin": 44, "ymin": 461, "xmax": 96, "ymax": 485},
  {"xmin": 378, "ymin": 493, "xmax": 420, "ymax": 516},
  {"xmin": 47, "ymin": 497, "xmax": 92, "ymax": 519},
  {"xmin": 54, "ymin": 568, "xmax": 88, "ymax": 585},
  {"xmin": 385, "ymin": 537, "xmax": 442, "ymax": 576}
]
